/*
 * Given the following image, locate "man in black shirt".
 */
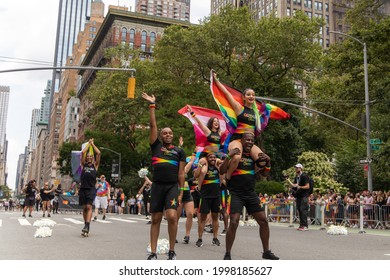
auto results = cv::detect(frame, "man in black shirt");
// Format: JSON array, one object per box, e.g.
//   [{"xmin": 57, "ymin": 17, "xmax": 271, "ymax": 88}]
[
  {"xmin": 287, "ymin": 163, "xmax": 310, "ymax": 231},
  {"xmin": 142, "ymin": 92, "xmax": 186, "ymax": 260},
  {"xmin": 219, "ymin": 132, "xmax": 279, "ymax": 260}
]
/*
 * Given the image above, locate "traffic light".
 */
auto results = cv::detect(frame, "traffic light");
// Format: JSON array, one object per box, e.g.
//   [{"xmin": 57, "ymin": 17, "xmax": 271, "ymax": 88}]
[{"xmin": 127, "ymin": 77, "xmax": 136, "ymax": 98}]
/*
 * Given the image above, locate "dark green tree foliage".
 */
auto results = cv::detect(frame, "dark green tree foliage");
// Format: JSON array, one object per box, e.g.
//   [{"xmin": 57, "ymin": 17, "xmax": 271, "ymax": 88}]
[
  {"xmin": 85, "ymin": 7, "xmax": 325, "ymax": 181},
  {"xmin": 57, "ymin": 141, "xmax": 81, "ymax": 177},
  {"xmin": 309, "ymin": 0, "xmax": 390, "ymax": 190}
]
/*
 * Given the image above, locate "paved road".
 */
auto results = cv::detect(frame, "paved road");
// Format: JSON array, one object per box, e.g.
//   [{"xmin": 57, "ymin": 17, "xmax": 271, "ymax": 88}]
[{"xmin": 0, "ymin": 211, "xmax": 389, "ymax": 260}]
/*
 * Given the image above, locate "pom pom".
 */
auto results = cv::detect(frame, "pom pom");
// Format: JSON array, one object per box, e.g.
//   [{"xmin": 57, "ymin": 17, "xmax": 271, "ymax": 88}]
[
  {"xmin": 33, "ymin": 219, "xmax": 57, "ymax": 228},
  {"xmin": 327, "ymin": 225, "xmax": 348, "ymax": 235},
  {"xmin": 246, "ymin": 219, "xmax": 258, "ymax": 227},
  {"xmin": 138, "ymin": 168, "xmax": 149, "ymax": 178},
  {"xmin": 239, "ymin": 220, "xmax": 245, "ymax": 226},
  {"xmin": 34, "ymin": 227, "xmax": 52, "ymax": 238},
  {"xmin": 147, "ymin": 238, "xmax": 170, "ymax": 255}
]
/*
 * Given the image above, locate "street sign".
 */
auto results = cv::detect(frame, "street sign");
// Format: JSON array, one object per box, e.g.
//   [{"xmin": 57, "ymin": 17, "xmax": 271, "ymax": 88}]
[
  {"xmin": 370, "ymin": 139, "xmax": 382, "ymax": 145},
  {"xmin": 359, "ymin": 158, "xmax": 372, "ymax": 165},
  {"xmin": 371, "ymin": 145, "xmax": 380, "ymax": 151}
]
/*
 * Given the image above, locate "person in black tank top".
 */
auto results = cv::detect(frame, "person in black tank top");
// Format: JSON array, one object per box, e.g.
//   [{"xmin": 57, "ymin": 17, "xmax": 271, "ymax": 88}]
[
  {"xmin": 186, "ymin": 105, "xmax": 225, "ymax": 190},
  {"xmin": 211, "ymin": 71, "xmax": 270, "ymax": 180},
  {"xmin": 21, "ymin": 179, "xmax": 39, "ymax": 218},
  {"xmin": 219, "ymin": 132, "xmax": 279, "ymax": 260},
  {"xmin": 142, "ymin": 92, "xmax": 186, "ymax": 260},
  {"xmin": 79, "ymin": 138, "xmax": 101, "ymax": 237}
]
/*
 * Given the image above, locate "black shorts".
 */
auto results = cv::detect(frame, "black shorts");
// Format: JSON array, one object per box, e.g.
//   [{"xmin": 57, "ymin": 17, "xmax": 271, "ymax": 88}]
[
  {"xmin": 192, "ymin": 190, "xmax": 201, "ymax": 208},
  {"xmin": 79, "ymin": 188, "xmax": 96, "ymax": 206},
  {"xmin": 150, "ymin": 182, "xmax": 179, "ymax": 213},
  {"xmin": 24, "ymin": 197, "xmax": 35, "ymax": 207},
  {"xmin": 182, "ymin": 190, "xmax": 193, "ymax": 203},
  {"xmin": 228, "ymin": 191, "xmax": 264, "ymax": 215},
  {"xmin": 199, "ymin": 197, "xmax": 220, "ymax": 214}
]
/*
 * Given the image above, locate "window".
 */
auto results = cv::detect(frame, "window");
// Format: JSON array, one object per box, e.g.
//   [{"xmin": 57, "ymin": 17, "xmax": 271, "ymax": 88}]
[
  {"xmin": 129, "ymin": 29, "xmax": 135, "ymax": 42},
  {"xmin": 121, "ymin": 27, "xmax": 127, "ymax": 42},
  {"xmin": 141, "ymin": 31, "xmax": 147, "ymax": 44},
  {"xmin": 150, "ymin": 32, "xmax": 156, "ymax": 45},
  {"xmin": 141, "ymin": 43, "xmax": 146, "ymax": 52}
]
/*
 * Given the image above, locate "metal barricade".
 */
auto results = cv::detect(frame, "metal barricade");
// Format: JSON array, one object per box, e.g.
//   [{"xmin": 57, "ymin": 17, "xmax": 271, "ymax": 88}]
[
  {"xmin": 381, "ymin": 205, "xmax": 390, "ymax": 229},
  {"xmin": 266, "ymin": 201, "xmax": 292, "ymax": 223}
]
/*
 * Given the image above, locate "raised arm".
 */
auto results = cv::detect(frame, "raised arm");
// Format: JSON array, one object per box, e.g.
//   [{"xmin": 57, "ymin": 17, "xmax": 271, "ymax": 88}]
[
  {"xmin": 90, "ymin": 139, "xmax": 101, "ymax": 169},
  {"xmin": 219, "ymin": 148, "xmax": 241, "ymax": 176},
  {"xmin": 142, "ymin": 92, "xmax": 157, "ymax": 145},
  {"xmin": 187, "ymin": 105, "xmax": 211, "ymax": 136},
  {"xmin": 212, "ymin": 70, "xmax": 242, "ymax": 116}
]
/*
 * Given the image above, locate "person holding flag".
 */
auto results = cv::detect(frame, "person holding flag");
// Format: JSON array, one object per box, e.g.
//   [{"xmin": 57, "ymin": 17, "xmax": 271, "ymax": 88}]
[
  {"xmin": 210, "ymin": 70, "xmax": 290, "ymax": 179},
  {"xmin": 79, "ymin": 138, "xmax": 101, "ymax": 237}
]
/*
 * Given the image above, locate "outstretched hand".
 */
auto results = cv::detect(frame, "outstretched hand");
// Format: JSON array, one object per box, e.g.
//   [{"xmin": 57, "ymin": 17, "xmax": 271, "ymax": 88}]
[
  {"xmin": 142, "ymin": 92, "xmax": 156, "ymax": 103},
  {"xmin": 258, "ymin": 152, "xmax": 270, "ymax": 163}
]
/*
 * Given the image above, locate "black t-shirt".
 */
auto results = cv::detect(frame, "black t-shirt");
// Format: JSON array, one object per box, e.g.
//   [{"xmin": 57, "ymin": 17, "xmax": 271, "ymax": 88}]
[
  {"xmin": 228, "ymin": 152, "xmax": 256, "ymax": 193},
  {"xmin": 80, "ymin": 163, "xmax": 97, "ymax": 189},
  {"xmin": 40, "ymin": 189, "xmax": 51, "ymax": 201},
  {"xmin": 25, "ymin": 186, "xmax": 36, "ymax": 199},
  {"xmin": 293, "ymin": 172, "xmax": 310, "ymax": 198},
  {"xmin": 205, "ymin": 131, "xmax": 221, "ymax": 150},
  {"xmin": 200, "ymin": 165, "xmax": 220, "ymax": 198},
  {"xmin": 150, "ymin": 139, "xmax": 186, "ymax": 183}
]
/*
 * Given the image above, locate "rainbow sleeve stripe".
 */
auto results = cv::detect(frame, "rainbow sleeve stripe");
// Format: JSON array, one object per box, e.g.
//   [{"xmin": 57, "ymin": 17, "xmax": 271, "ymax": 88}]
[
  {"xmin": 202, "ymin": 179, "xmax": 220, "ymax": 185},
  {"xmin": 152, "ymin": 157, "xmax": 179, "ymax": 166},
  {"xmin": 235, "ymin": 123, "xmax": 256, "ymax": 135},
  {"xmin": 231, "ymin": 169, "xmax": 255, "ymax": 177}
]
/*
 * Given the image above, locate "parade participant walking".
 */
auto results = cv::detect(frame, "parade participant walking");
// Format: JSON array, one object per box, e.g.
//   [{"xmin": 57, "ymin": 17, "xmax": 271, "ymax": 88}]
[
  {"xmin": 138, "ymin": 176, "xmax": 152, "ymax": 220},
  {"xmin": 194, "ymin": 153, "xmax": 222, "ymax": 248},
  {"xmin": 93, "ymin": 175, "xmax": 110, "ymax": 221},
  {"xmin": 80, "ymin": 139, "xmax": 101, "ymax": 237},
  {"xmin": 40, "ymin": 182, "xmax": 57, "ymax": 217},
  {"xmin": 22, "ymin": 180, "xmax": 39, "ymax": 218},
  {"xmin": 219, "ymin": 132, "xmax": 279, "ymax": 260},
  {"xmin": 142, "ymin": 92, "xmax": 186, "ymax": 260}
]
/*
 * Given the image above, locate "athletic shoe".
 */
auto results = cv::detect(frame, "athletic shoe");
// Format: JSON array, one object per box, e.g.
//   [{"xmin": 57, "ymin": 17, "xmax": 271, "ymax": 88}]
[
  {"xmin": 147, "ymin": 221, "xmax": 152, "ymax": 224},
  {"xmin": 48, "ymin": 214, "xmax": 51, "ymax": 218},
  {"xmin": 220, "ymin": 229, "xmax": 227, "ymax": 235},
  {"xmin": 147, "ymin": 253, "xmax": 157, "ymax": 260},
  {"xmin": 262, "ymin": 250, "xmax": 279, "ymax": 260},
  {"xmin": 102, "ymin": 215, "xmax": 106, "ymax": 220},
  {"xmin": 42, "ymin": 214, "xmax": 45, "ymax": 217},
  {"xmin": 183, "ymin": 236, "xmax": 190, "ymax": 244},
  {"xmin": 196, "ymin": 238, "xmax": 203, "ymax": 247},
  {"xmin": 212, "ymin": 238, "xmax": 221, "ymax": 246},
  {"xmin": 175, "ymin": 239, "xmax": 178, "ymax": 243},
  {"xmin": 22, "ymin": 214, "xmax": 26, "ymax": 217},
  {"xmin": 28, "ymin": 215, "xmax": 32, "ymax": 218},
  {"xmin": 297, "ymin": 227, "xmax": 308, "ymax": 231},
  {"xmin": 223, "ymin": 253, "xmax": 231, "ymax": 260},
  {"xmin": 167, "ymin": 250, "xmax": 176, "ymax": 260},
  {"xmin": 93, "ymin": 216, "xmax": 97, "ymax": 221}
]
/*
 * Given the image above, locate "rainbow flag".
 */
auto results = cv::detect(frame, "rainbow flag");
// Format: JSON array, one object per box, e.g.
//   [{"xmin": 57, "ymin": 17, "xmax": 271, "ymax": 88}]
[
  {"xmin": 210, "ymin": 72, "xmax": 290, "ymax": 136},
  {"xmin": 178, "ymin": 105, "xmax": 229, "ymax": 151}
]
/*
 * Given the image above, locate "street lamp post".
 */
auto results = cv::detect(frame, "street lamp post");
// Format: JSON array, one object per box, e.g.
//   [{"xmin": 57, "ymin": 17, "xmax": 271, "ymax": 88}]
[
  {"xmin": 100, "ymin": 147, "xmax": 121, "ymax": 182},
  {"xmin": 330, "ymin": 31, "xmax": 372, "ymax": 192}
]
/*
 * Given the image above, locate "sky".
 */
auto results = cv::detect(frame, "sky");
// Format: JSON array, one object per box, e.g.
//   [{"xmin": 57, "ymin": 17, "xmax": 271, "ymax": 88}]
[{"xmin": 0, "ymin": 0, "xmax": 210, "ymax": 190}]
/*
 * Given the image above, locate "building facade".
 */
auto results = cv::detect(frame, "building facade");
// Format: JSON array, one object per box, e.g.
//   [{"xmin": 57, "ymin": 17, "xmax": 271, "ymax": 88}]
[
  {"xmin": 76, "ymin": 8, "xmax": 190, "ymax": 140},
  {"xmin": 0, "ymin": 86, "xmax": 10, "ymax": 186},
  {"xmin": 135, "ymin": 0, "xmax": 191, "ymax": 21}
]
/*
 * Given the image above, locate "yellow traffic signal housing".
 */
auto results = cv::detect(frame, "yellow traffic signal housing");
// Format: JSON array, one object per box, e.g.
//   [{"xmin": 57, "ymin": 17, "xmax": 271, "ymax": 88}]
[{"xmin": 127, "ymin": 77, "xmax": 136, "ymax": 98}]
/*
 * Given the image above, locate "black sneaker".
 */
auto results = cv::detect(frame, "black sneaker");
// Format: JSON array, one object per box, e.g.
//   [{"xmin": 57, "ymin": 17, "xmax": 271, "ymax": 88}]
[
  {"xmin": 93, "ymin": 216, "xmax": 97, "ymax": 221},
  {"xmin": 220, "ymin": 229, "xmax": 227, "ymax": 235},
  {"xmin": 262, "ymin": 250, "xmax": 279, "ymax": 260},
  {"xmin": 22, "ymin": 214, "xmax": 26, "ymax": 217},
  {"xmin": 28, "ymin": 215, "xmax": 32, "ymax": 218},
  {"xmin": 223, "ymin": 253, "xmax": 231, "ymax": 260},
  {"xmin": 42, "ymin": 214, "xmax": 45, "ymax": 218},
  {"xmin": 48, "ymin": 214, "xmax": 51, "ymax": 218},
  {"xmin": 147, "ymin": 253, "xmax": 157, "ymax": 260},
  {"xmin": 183, "ymin": 236, "xmax": 190, "ymax": 244},
  {"xmin": 81, "ymin": 224, "xmax": 89, "ymax": 236},
  {"xmin": 167, "ymin": 250, "xmax": 176, "ymax": 260},
  {"xmin": 196, "ymin": 238, "xmax": 203, "ymax": 247},
  {"xmin": 147, "ymin": 221, "xmax": 152, "ymax": 224},
  {"xmin": 175, "ymin": 239, "xmax": 178, "ymax": 243},
  {"xmin": 102, "ymin": 215, "xmax": 106, "ymax": 220},
  {"xmin": 212, "ymin": 238, "xmax": 221, "ymax": 246}
]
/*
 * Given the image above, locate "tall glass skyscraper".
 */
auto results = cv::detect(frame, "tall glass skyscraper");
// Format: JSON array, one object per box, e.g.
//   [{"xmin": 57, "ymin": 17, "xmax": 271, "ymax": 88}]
[
  {"xmin": 52, "ymin": 0, "xmax": 92, "ymax": 94},
  {"xmin": 0, "ymin": 86, "xmax": 10, "ymax": 149}
]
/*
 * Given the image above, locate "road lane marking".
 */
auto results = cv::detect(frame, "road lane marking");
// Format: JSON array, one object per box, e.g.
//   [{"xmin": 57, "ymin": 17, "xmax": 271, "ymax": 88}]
[
  {"xmin": 95, "ymin": 220, "xmax": 112, "ymax": 224},
  {"xmin": 108, "ymin": 218, "xmax": 137, "ymax": 223},
  {"xmin": 18, "ymin": 218, "xmax": 31, "ymax": 226},
  {"xmin": 64, "ymin": 218, "xmax": 84, "ymax": 224}
]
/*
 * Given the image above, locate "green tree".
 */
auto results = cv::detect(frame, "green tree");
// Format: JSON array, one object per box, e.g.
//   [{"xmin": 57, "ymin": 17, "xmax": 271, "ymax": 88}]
[{"xmin": 57, "ymin": 141, "xmax": 81, "ymax": 177}]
